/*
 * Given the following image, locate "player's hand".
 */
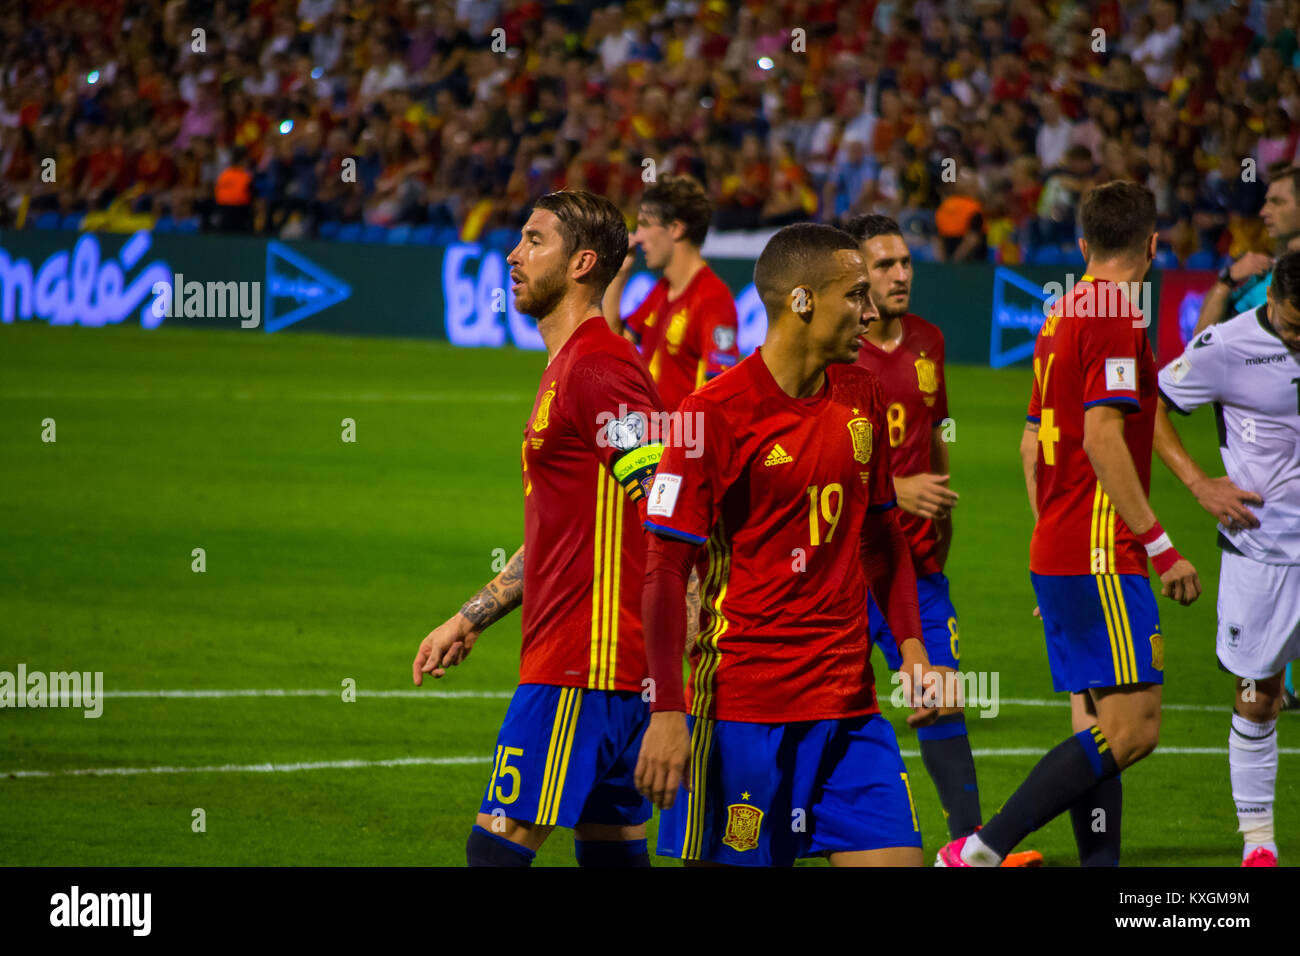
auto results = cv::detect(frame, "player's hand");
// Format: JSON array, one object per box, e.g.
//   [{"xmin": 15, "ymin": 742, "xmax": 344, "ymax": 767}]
[
  {"xmin": 894, "ymin": 473, "xmax": 959, "ymax": 521},
  {"xmin": 1228, "ymin": 252, "xmax": 1273, "ymax": 283},
  {"xmin": 1189, "ymin": 475, "xmax": 1262, "ymax": 531},
  {"xmin": 635, "ymin": 711, "xmax": 692, "ymax": 810},
  {"xmin": 898, "ymin": 644, "xmax": 941, "ymax": 728},
  {"xmin": 617, "ymin": 236, "xmax": 640, "ymax": 278},
  {"xmin": 1159, "ymin": 559, "xmax": 1201, "ymax": 606},
  {"xmin": 412, "ymin": 613, "xmax": 481, "ymax": 685},
  {"xmin": 1032, "ymin": 605, "xmax": 1041, "ymax": 618}
]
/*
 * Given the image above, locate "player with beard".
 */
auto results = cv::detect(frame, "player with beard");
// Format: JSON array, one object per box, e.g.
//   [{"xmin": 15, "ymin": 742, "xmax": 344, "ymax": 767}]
[
  {"xmin": 846, "ymin": 214, "xmax": 1042, "ymax": 867},
  {"xmin": 413, "ymin": 190, "xmax": 667, "ymax": 868}
]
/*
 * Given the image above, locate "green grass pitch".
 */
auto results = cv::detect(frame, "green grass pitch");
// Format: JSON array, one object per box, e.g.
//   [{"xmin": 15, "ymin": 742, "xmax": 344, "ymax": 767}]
[{"xmin": 0, "ymin": 321, "xmax": 1293, "ymax": 866}]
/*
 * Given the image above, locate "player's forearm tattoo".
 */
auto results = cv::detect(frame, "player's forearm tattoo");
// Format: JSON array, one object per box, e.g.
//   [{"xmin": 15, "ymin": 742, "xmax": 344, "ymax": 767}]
[
  {"xmin": 685, "ymin": 569, "xmax": 702, "ymax": 648},
  {"xmin": 459, "ymin": 548, "xmax": 524, "ymax": 630}
]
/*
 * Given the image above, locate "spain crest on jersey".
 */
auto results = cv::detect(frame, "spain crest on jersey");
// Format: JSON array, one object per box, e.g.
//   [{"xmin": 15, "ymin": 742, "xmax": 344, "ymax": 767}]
[
  {"xmin": 915, "ymin": 355, "xmax": 938, "ymax": 406},
  {"xmin": 722, "ymin": 803, "xmax": 763, "ymax": 852},
  {"xmin": 847, "ymin": 417, "xmax": 873, "ymax": 465},
  {"xmin": 533, "ymin": 383, "xmax": 556, "ymax": 432}
]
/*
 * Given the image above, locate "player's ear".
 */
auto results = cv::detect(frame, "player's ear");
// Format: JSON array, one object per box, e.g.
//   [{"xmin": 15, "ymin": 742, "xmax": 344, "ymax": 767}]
[
  {"xmin": 789, "ymin": 285, "xmax": 814, "ymax": 322},
  {"xmin": 570, "ymin": 247, "xmax": 598, "ymax": 283},
  {"xmin": 1146, "ymin": 232, "xmax": 1157, "ymax": 262},
  {"xmin": 1077, "ymin": 237, "xmax": 1088, "ymax": 263}
]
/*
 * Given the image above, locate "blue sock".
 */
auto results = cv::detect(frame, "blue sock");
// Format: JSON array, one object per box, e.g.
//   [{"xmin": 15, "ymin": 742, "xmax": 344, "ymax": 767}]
[
  {"xmin": 466, "ymin": 825, "xmax": 535, "ymax": 867},
  {"xmin": 917, "ymin": 713, "xmax": 982, "ymax": 839},
  {"xmin": 1286, "ymin": 663, "xmax": 1295, "ymax": 696},
  {"xmin": 574, "ymin": 838, "xmax": 651, "ymax": 867}
]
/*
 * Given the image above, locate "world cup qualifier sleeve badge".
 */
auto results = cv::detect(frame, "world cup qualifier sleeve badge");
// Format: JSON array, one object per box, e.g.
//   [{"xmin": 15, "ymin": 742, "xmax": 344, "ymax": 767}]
[
  {"xmin": 848, "ymin": 417, "xmax": 873, "ymax": 465},
  {"xmin": 722, "ymin": 802, "xmax": 764, "ymax": 852}
]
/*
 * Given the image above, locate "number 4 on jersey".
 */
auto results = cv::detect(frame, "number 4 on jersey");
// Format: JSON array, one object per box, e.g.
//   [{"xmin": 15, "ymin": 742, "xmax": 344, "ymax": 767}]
[{"xmin": 1035, "ymin": 354, "xmax": 1060, "ymax": 465}]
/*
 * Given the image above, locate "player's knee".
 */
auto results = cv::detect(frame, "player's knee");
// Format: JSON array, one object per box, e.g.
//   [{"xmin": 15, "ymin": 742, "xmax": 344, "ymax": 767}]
[
  {"xmin": 1108, "ymin": 719, "xmax": 1160, "ymax": 768},
  {"xmin": 1236, "ymin": 677, "xmax": 1283, "ymax": 720},
  {"xmin": 1235, "ymin": 694, "xmax": 1280, "ymax": 722}
]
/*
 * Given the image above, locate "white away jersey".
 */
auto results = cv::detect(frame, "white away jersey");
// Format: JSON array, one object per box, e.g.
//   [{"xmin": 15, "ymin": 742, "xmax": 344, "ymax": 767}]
[{"xmin": 1158, "ymin": 307, "xmax": 1300, "ymax": 564}]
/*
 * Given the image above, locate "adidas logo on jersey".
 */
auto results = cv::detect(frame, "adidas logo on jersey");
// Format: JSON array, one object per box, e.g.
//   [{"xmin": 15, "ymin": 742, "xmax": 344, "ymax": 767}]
[{"xmin": 764, "ymin": 444, "xmax": 793, "ymax": 466}]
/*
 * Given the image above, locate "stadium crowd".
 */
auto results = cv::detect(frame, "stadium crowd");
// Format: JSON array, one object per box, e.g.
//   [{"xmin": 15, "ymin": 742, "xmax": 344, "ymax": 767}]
[{"xmin": 3, "ymin": 0, "xmax": 1297, "ymax": 264}]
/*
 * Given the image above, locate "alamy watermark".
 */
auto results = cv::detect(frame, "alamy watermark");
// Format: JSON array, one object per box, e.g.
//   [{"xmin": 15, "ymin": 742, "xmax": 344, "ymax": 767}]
[
  {"xmin": 889, "ymin": 666, "xmax": 1000, "ymax": 718},
  {"xmin": 150, "ymin": 273, "xmax": 261, "ymax": 328},
  {"xmin": 596, "ymin": 404, "xmax": 704, "ymax": 458},
  {"xmin": 0, "ymin": 664, "xmax": 103, "ymax": 718},
  {"xmin": 1042, "ymin": 274, "xmax": 1152, "ymax": 328}
]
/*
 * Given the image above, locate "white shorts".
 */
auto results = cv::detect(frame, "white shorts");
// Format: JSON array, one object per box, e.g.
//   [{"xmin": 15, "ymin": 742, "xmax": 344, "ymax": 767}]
[{"xmin": 1216, "ymin": 550, "xmax": 1300, "ymax": 680}]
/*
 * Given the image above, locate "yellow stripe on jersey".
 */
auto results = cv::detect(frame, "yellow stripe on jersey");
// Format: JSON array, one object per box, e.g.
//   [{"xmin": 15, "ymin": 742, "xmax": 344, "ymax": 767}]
[
  {"xmin": 682, "ymin": 716, "xmax": 714, "ymax": 860},
  {"xmin": 1106, "ymin": 496, "xmax": 1117, "ymax": 573},
  {"xmin": 590, "ymin": 468, "xmax": 606, "ymax": 684},
  {"xmin": 588, "ymin": 468, "xmax": 625, "ymax": 691},
  {"xmin": 1090, "ymin": 483, "xmax": 1104, "ymax": 573},
  {"xmin": 599, "ymin": 474, "xmax": 616, "ymax": 689},
  {"xmin": 691, "ymin": 519, "xmax": 732, "ymax": 720},
  {"xmin": 606, "ymin": 484, "xmax": 625, "ymax": 688},
  {"xmin": 696, "ymin": 357, "xmax": 707, "ymax": 389},
  {"xmin": 1089, "ymin": 482, "xmax": 1119, "ymax": 575},
  {"xmin": 537, "ymin": 687, "xmax": 578, "ymax": 823}
]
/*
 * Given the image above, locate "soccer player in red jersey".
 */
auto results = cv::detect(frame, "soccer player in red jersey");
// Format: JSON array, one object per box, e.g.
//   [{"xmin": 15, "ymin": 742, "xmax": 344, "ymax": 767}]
[
  {"xmin": 938, "ymin": 182, "xmax": 1202, "ymax": 867},
  {"xmin": 602, "ymin": 175, "xmax": 740, "ymax": 411},
  {"xmin": 846, "ymin": 214, "xmax": 1039, "ymax": 867},
  {"xmin": 634, "ymin": 223, "xmax": 941, "ymax": 867},
  {"xmin": 412, "ymin": 190, "xmax": 667, "ymax": 867}
]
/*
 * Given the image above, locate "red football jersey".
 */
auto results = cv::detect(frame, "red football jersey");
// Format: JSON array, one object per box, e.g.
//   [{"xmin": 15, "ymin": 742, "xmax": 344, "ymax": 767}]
[
  {"xmin": 520, "ymin": 317, "xmax": 665, "ymax": 691},
  {"xmin": 1026, "ymin": 277, "xmax": 1157, "ymax": 577},
  {"xmin": 854, "ymin": 313, "xmax": 949, "ymax": 576},
  {"xmin": 643, "ymin": 351, "xmax": 898, "ymax": 723},
  {"xmin": 624, "ymin": 264, "xmax": 740, "ymax": 411}
]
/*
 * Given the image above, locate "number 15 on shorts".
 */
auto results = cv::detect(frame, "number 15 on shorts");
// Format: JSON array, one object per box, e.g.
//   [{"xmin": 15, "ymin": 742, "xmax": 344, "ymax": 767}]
[{"xmin": 490, "ymin": 745, "xmax": 523, "ymax": 804}]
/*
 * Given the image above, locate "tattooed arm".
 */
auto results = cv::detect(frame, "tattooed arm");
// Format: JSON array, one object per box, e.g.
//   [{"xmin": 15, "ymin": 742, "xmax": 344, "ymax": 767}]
[{"xmin": 413, "ymin": 545, "xmax": 523, "ymax": 685}]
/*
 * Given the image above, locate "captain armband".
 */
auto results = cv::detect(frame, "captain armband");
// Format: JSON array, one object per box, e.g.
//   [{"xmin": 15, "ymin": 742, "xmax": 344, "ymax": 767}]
[{"xmin": 611, "ymin": 442, "xmax": 664, "ymax": 502}]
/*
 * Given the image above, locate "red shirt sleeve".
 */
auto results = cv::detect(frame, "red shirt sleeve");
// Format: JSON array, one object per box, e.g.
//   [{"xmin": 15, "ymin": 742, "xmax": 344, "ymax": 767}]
[
  {"xmin": 644, "ymin": 393, "xmax": 731, "ymax": 544},
  {"xmin": 566, "ymin": 349, "xmax": 666, "ymax": 505},
  {"xmin": 1078, "ymin": 315, "xmax": 1142, "ymax": 412},
  {"xmin": 642, "ymin": 532, "xmax": 698, "ymax": 712}
]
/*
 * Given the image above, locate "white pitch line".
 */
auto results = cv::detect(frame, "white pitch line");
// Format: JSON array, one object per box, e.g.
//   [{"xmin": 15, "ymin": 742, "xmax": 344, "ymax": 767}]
[
  {"xmin": 3, "ymin": 755, "xmax": 492, "ymax": 779},
  {"xmin": 998, "ymin": 697, "xmax": 1231, "ymax": 714},
  {"xmin": 65, "ymin": 689, "xmax": 515, "ymax": 700},
  {"xmin": 28, "ymin": 688, "xmax": 1234, "ymax": 712},
  {"xmin": 7, "ymin": 747, "xmax": 1299, "ymax": 781}
]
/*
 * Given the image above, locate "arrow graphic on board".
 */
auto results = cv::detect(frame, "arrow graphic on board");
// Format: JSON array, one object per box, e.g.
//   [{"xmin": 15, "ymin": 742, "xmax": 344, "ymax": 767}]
[{"xmin": 264, "ymin": 240, "xmax": 352, "ymax": 333}]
